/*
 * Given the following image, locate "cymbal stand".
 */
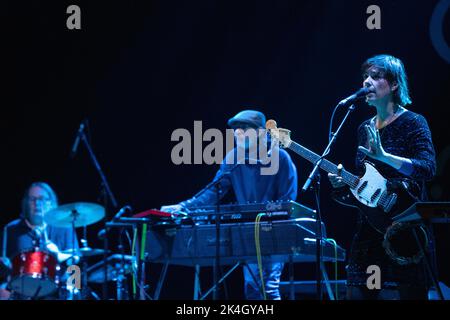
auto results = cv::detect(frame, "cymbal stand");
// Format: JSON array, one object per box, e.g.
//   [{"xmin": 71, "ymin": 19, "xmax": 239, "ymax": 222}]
[
  {"xmin": 78, "ymin": 239, "xmax": 99, "ymax": 300},
  {"xmin": 66, "ymin": 209, "xmax": 80, "ymax": 299}
]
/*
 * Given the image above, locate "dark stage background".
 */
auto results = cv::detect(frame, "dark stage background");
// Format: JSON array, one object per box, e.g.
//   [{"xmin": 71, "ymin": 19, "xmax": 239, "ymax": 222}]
[{"xmin": 2, "ymin": 0, "xmax": 450, "ymax": 299}]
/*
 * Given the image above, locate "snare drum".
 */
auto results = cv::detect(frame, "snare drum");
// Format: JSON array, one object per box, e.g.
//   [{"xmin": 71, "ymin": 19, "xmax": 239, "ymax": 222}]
[{"xmin": 10, "ymin": 248, "xmax": 60, "ymax": 298}]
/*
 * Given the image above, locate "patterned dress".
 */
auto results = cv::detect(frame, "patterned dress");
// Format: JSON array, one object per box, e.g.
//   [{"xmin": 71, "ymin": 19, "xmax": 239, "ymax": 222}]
[{"xmin": 345, "ymin": 110, "xmax": 436, "ymax": 289}]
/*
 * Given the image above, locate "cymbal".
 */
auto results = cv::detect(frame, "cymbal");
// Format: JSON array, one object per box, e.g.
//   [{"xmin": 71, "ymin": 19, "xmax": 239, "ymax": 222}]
[
  {"xmin": 44, "ymin": 202, "xmax": 105, "ymax": 228},
  {"xmin": 61, "ymin": 247, "xmax": 108, "ymax": 257}
]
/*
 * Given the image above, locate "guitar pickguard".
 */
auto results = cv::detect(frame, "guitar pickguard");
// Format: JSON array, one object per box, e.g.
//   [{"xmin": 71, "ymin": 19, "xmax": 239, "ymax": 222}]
[
  {"xmin": 350, "ymin": 162, "xmax": 387, "ymax": 208},
  {"xmin": 331, "ymin": 162, "xmax": 418, "ymax": 233}
]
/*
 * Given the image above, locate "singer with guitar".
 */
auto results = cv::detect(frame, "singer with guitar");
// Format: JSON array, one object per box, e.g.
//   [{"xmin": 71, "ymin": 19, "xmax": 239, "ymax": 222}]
[{"xmin": 328, "ymin": 54, "xmax": 436, "ymax": 300}]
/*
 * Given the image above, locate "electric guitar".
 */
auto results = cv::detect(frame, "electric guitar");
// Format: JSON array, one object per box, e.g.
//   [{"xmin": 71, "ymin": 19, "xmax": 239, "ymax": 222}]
[{"xmin": 266, "ymin": 119, "xmax": 419, "ymax": 234}]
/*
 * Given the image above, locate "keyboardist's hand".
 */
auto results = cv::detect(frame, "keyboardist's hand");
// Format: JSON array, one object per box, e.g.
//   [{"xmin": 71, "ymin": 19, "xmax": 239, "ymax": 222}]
[{"xmin": 160, "ymin": 204, "xmax": 184, "ymax": 214}]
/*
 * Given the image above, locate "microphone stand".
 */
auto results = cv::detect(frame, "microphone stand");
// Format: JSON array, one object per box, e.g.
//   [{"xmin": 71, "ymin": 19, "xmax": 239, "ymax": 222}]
[
  {"xmin": 300, "ymin": 103, "xmax": 356, "ymax": 300},
  {"xmin": 77, "ymin": 126, "xmax": 119, "ymax": 300},
  {"xmin": 214, "ymin": 180, "xmax": 223, "ymax": 301},
  {"xmin": 190, "ymin": 162, "xmax": 240, "ymax": 300},
  {"xmin": 79, "ymin": 130, "xmax": 118, "ymax": 209}
]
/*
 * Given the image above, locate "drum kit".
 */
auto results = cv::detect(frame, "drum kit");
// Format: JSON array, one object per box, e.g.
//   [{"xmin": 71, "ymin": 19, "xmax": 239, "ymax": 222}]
[{"xmin": 1, "ymin": 202, "xmax": 133, "ymax": 300}]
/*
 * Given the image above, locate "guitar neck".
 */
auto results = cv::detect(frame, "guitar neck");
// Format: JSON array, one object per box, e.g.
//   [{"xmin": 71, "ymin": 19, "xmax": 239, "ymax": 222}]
[{"xmin": 287, "ymin": 141, "xmax": 359, "ymax": 188}]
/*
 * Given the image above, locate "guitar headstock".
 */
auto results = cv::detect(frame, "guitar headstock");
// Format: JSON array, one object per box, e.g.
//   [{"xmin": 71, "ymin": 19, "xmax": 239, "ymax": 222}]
[{"xmin": 265, "ymin": 119, "xmax": 292, "ymax": 148}]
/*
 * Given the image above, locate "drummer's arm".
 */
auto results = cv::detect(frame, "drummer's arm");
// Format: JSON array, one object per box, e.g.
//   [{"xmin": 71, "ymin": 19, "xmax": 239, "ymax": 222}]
[
  {"xmin": 48, "ymin": 229, "xmax": 80, "ymax": 264},
  {"xmin": 62, "ymin": 227, "xmax": 80, "ymax": 252},
  {"xmin": 2, "ymin": 227, "xmax": 15, "ymax": 261}
]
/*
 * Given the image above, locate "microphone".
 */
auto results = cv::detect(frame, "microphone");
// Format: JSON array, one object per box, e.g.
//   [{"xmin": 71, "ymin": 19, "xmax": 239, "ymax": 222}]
[
  {"xmin": 97, "ymin": 205, "xmax": 133, "ymax": 239},
  {"xmin": 338, "ymin": 87, "xmax": 374, "ymax": 106},
  {"xmin": 70, "ymin": 120, "xmax": 86, "ymax": 158},
  {"xmin": 97, "ymin": 229, "xmax": 107, "ymax": 240},
  {"xmin": 112, "ymin": 205, "xmax": 132, "ymax": 221}
]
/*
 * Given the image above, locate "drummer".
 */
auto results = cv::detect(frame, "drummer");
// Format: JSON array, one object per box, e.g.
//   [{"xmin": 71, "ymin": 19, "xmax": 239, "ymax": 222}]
[
  {"xmin": 2, "ymin": 182, "xmax": 79, "ymax": 259},
  {"xmin": 1, "ymin": 182, "xmax": 79, "ymax": 298}
]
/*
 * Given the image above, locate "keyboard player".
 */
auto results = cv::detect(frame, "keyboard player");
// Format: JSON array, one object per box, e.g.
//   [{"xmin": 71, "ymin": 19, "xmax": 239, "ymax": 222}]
[{"xmin": 161, "ymin": 109, "xmax": 298, "ymax": 300}]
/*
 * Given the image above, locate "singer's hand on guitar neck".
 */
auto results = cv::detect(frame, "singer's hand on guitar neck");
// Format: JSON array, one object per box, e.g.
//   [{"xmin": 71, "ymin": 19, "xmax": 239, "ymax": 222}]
[{"xmin": 328, "ymin": 163, "xmax": 346, "ymax": 189}]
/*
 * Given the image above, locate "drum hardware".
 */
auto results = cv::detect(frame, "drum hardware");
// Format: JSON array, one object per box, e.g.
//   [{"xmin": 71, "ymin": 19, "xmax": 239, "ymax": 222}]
[
  {"xmin": 65, "ymin": 238, "xmax": 106, "ymax": 300},
  {"xmin": 44, "ymin": 201, "xmax": 106, "ymax": 295},
  {"xmin": 60, "ymin": 286, "xmax": 100, "ymax": 300},
  {"xmin": 86, "ymin": 254, "xmax": 133, "ymax": 300},
  {"xmin": 55, "ymin": 251, "xmax": 101, "ymax": 301},
  {"xmin": 10, "ymin": 248, "xmax": 60, "ymax": 298},
  {"xmin": 43, "ymin": 202, "xmax": 104, "ymax": 267},
  {"xmin": 86, "ymin": 254, "xmax": 133, "ymax": 282},
  {"xmin": 12, "ymin": 201, "xmax": 106, "ymax": 300},
  {"xmin": 101, "ymin": 209, "xmax": 152, "ymax": 300},
  {"xmin": 61, "ymin": 247, "xmax": 109, "ymax": 258},
  {"xmin": 87, "ymin": 224, "xmax": 134, "ymax": 300},
  {"xmin": 59, "ymin": 266, "xmax": 100, "ymax": 300}
]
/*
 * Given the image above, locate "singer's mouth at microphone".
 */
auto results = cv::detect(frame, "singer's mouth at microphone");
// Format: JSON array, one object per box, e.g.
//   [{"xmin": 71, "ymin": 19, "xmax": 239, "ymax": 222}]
[{"xmin": 365, "ymin": 87, "xmax": 376, "ymax": 97}]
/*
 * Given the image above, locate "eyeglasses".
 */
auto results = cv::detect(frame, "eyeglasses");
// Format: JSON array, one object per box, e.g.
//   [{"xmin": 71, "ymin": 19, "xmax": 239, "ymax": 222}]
[{"xmin": 28, "ymin": 196, "xmax": 51, "ymax": 203}]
